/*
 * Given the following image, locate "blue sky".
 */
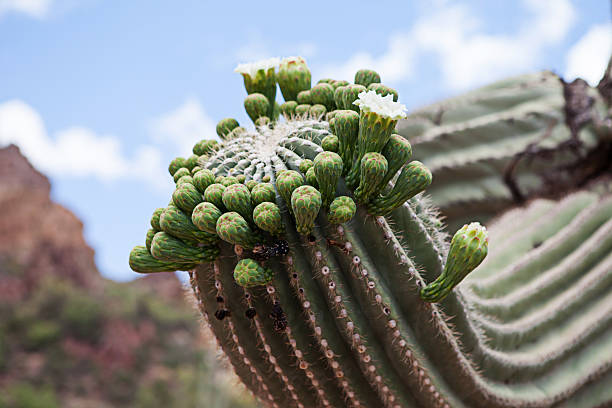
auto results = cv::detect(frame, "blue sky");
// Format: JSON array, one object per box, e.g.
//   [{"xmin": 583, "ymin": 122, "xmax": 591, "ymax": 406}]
[{"xmin": 1, "ymin": 0, "xmax": 610, "ymax": 281}]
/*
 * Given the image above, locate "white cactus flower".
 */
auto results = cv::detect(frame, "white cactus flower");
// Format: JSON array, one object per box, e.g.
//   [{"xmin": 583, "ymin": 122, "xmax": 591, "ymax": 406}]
[
  {"xmin": 353, "ymin": 90, "xmax": 407, "ymax": 120},
  {"xmin": 234, "ymin": 57, "xmax": 281, "ymax": 77}
]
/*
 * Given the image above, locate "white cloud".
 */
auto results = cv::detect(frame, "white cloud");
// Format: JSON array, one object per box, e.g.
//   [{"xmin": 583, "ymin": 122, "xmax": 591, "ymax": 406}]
[
  {"xmin": 0, "ymin": 99, "xmax": 167, "ymax": 188},
  {"xmin": 320, "ymin": 0, "xmax": 576, "ymax": 91},
  {"xmin": 565, "ymin": 23, "xmax": 612, "ymax": 85},
  {"xmin": 0, "ymin": 0, "xmax": 52, "ymax": 18},
  {"xmin": 149, "ymin": 97, "xmax": 218, "ymax": 156}
]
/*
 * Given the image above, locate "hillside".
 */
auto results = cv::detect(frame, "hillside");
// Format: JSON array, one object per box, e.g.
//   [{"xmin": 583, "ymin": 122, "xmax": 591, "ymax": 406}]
[{"xmin": 0, "ymin": 145, "xmax": 256, "ymax": 408}]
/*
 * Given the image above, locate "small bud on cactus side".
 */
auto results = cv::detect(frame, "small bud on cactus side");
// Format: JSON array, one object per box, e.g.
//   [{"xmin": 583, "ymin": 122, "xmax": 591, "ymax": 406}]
[
  {"xmin": 380, "ymin": 134, "xmax": 412, "ymax": 188},
  {"xmin": 176, "ymin": 175, "xmax": 194, "ymax": 186},
  {"xmin": 191, "ymin": 166, "xmax": 202, "ymax": 175},
  {"xmin": 227, "ymin": 126, "xmax": 247, "ymax": 140},
  {"xmin": 310, "ymin": 83, "xmax": 335, "ymax": 111},
  {"xmin": 421, "ymin": 223, "xmax": 488, "ymax": 302},
  {"xmin": 130, "ymin": 246, "xmax": 198, "ymax": 273},
  {"xmin": 233, "ymin": 259, "xmax": 274, "ymax": 288},
  {"xmin": 251, "ymin": 183, "xmax": 277, "ymax": 206},
  {"xmin": 221, "ymin": 176, "xmax": 240, "ymax": 187},
  {"xmin": 160, "ymin": 204, "xmax": 217, "ymax": 244},
  {"xmin": 332, "ymin": 79, "xmax": 350, "ymax": 89},
  {"xmin": 276, "ymin": 170, "xmax": 305, "ymax": 210},
  {"xmin": 192, "ymin": 202, "xmax": 223, "ymax": 235},
  {"xmin": 185, "ymin": 154, "xmax": 199, "ymax": 171},
  {"xmin": 168, "ymin": 157, "xmax": 187, "ymax": 176},
  {"xmin": 295, "ymin": 104, "xmax": 311, "ymax": 116},
  {"xmin": 222, "ymin": 183, "xmax": 254, "ymax": 222},
  {"xmin": 298, "ymin": 159, "xmax": 314, "ymax": 174},
  {"xmin": 354, "ymin": 69, "xmax": 381, "ymax": 87},
  {"xmin": 151, "ymin": 232, "xmax": 218, "ymax": 263},
  {"xmin": 321, "ymin": 135, "xmax": 339, "ymax": 152},
  {"xmin": 245, "ymin": 180, "xmax": 258, "ymax": 190},
  {"xmin": 328, "ymin": 196, "xmax": 356, "ymax": 224},
  {"xmin": 173, "ymin": 168, "xmax": 191, "ymax": 183},
  {"xmin": 172, "ymin": 182, "xmax": 203, "ymax": 214},
  {"xmin": 262, "ymin": 175, "xmax": 271, "ymax": 182},
  {"xmin": 368, "ymin": 83, "xmax": 399, "ymax": 102},
  {"xmin": 313, "ymin": 151, "xmax": 343, "ymax": 208},
  {"xmin": 342, "ymin": 84, "xmax": 367, "ymax": 112},
  {"xmin": 309, "ymin": 104, "xmax": 327, "ymax": 117},
  {"xmin": 291, "ymin": 185, "xmax": 322, "ymax": 235},
  {"xmin": 236, "ymin": 174, "xmax": 246, "ymax": 184},
  {"xmin": 204, "ymin": 183, "xmax": 227, "ymax": 211},
  {"xmin": 277, "ymin": 56, "xmax": 311, "ymax": 102},
  {"xmin": 280, "ymin": 101, "xmax": 298, "ymax": 117},
  {"xmin": 216, "ymin": 118, "xmax": 240, "ymax": 140},
  {"xmin": 193, "ymin": 169, "xmax": 216, "ymax": 193},
  {"xmin": 297, "ymin": 90, "xmax": 312, "ymax": 105},
  {"xmin": 145, "ymin": 228, "xmax": 156, "ymax": 252},
  {"xmin": 305, "ymin": 167, "xmax": 318, "ymax": 188},
  {"xmin": 244, "ymin": 93, "xmax": 271, "ymax": 123},
  {"xmin": 253, "ymin": 202, "xmax": 284, "ymax": 235},
  {"xmin": 334, "ymin": 86, "xmax": 347, "ymax": 109},
  {"xmin": 216, "ymin": 212, "xmax": 259, "ymax": 248},
  {"xmin": 332, "ymin": 110, "xmax": 360, "ymax": 174},
  {"xmin": 255, "ymin": 116, "xmax": 271, "ymax": 127},
  {"xmin": 354, "ymin": 152, "xmax": 388, "ymax": 204},
  {"xmin": 193, "ymin": 139, "xmax": 218, "ymax": 155}
]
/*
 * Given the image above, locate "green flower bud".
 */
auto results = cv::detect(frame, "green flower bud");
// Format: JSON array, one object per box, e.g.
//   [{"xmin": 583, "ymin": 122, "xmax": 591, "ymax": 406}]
[
  {"xmin": 222, "ymin": 183, "xmax": 253, "ymax": 222},
  {"xmin": 280, "ymin": 101, "xmax": 298, "ymax": 117},
  {"xmin": 354, "ymin": 152, "xmax": 388, "ymax": 204},
  {"xmin": 297, "ymin": 90, "xmax": 312, "ymax": 105},
  {"xmin": 298, "ymin": 159, "xmax": 313, "ymax": 174},
  {"xmin": 277, "ymin": 56, "xmax": 311, "ymax": 102},
  {"xmin": 216, "ymin": 118, "xmax": 240, "ymax": 139},
  {"xmin": 236, "ymin": 174, "xmax": 246, "ymax": 184},
  {"xmin": 342, "ymin": 84, "xmax": 367, "ymax": 113},
  {"xmin": 176, "ymin": 175, "xmax": 194, "ymax": 186},
  {"xmin": 368, "ymin": 83, "xmax": 399, "ymax": 102},
  {"xmin": 172, "ymin": 183, "xmax": 203, "ymax": 214},
  {"xmin": 151, "ymin": 232, "xmax": 218, "ymax": 263},
  {"xmin": 328, "ymin": 196, "xmax": 356, "ymax": 224},
  {"xmin": 246, "ymin": 180, "xmax": 258, "ymax": 190},
  {"xmin": 321, "ymin": 135, "xmax": 339, "ymax": 152},
  {"xmin": 160, "ymin": 204, "xmax": 217, "ymax": 244},
  {"xmin": 325, "ymin": 110, "xmax": 338, "ymax": 122},
  {"xmin": 233, "ymin": 259, "xmax": 274, "ymax": 288},
  {"xmin": 332, "ymin": 79, "xmax": 350, "ymax": 89},
  {"xmin": 151, "ymin": 207, "xmax": 164, "ymax": 231},
  {"xmin": 305, "ymin": 167, "xmax": 318, "ymax": 188},
  {"xmin": 191, "ymin": 166, "xmax": 202, "ymax": 175},
  {"xmin": 421, "ymin": 223, "xmax": 488, "ymax": 302},
  {"xmin": 276, "ymin": 170, "xmax": 304, "ymax": 209},
  {"xmin": 253, "ymin": 202, "xmax": 284, "ymax": 235},
  {"xmin": 309, "ymin": 104, "xmax": 327, "ymax": 117},
  {"xmin": 251, "ymin": 183, "xmax": 276, "ymax": 206},
  {"xmin": 380, "ymin": 134, "xmax": 412, "ymax": 189},
  {"xmin": 255, "ymin": 116, "xmax": 271, "ymax": 127},
  {"xmin": 204, "ymin": 183, "xmax": 226, "ymax": 211},
  {"xmin": 221, "ymin": 176, "xmax": 240, "ymax": 187},
  {"xmin": 354, "ymin": 69, "xmax": 381, "ymax": 88},
  {"xmin": 192, "ymin": 202, "xmax": 223, "ymax": 235},
  {"xmin": 332, "ymin": 110, "xmax": 360, "ymax": 174},
  {"xmin": 295, "ymin": 104, "xmax": 311, "ymax": 116},
  {"xmin": 215, "ymin": 175, "xmax": 225, "ymax": 183},
  {"xmin": 244, "ymin": 93, "xmax": 270, "ymax": 123},
  {"xmin": 334, "ymin": 86, "xmax": 347, "ymax": 110},
  {"xmin": 227, "ymin": 126, "xmax": 247, "ymax": 140},
  {"xmin": 193, "ymin": 139, "xmax": 219, "ymax": 155},
  {"xmin": 368, "ymin": 161, "xmax": 432, "ymax": 216},
  {"xmin": 173, "ymin": 168, "xmax": 191, "ymax": 183},
  {"xmin": 145, "ymin": 228, "xmax": 156, "ymax": 252},
  {"xmin": 193, "ymin": 169, "xmax": 216, "ymax": 193},
  {"xmin": 310, "ymin": 83, "xmax": 335, "ymax": 111},
  {"xmin": 169, "ymin": 157, "xmax": 187, "ymax": 176},
  {"xmin": 216, "ymin": 212, "xmax": 259, "ymax": 248},
  {"xmin": 313, "ymin": 151, "xmax": 343, "ymax": 208},
  {"xmin": 130, "ymin": 246, "xmax": 199, "ymax": 274},
  {"xmin": 291, "ymin": 185, "xmax": 322, "ymax": 235},
  {"xmin": 185, "ymin": 154, "xmax": 199, "ymax": 171}
]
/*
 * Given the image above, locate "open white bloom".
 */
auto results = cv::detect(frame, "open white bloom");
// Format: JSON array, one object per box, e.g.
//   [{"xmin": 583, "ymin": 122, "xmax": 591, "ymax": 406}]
[
  {"xmin": 234, "ymin": 57, "xmax": 281, "ymax": 77},
  {"xmin": 353, "ymin": 90, "xmax": 407, "ymax": 120}
]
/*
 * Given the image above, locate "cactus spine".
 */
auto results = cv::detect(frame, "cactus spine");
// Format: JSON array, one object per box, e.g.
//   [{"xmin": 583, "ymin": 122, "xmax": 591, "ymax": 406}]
[{"xmin": 129, "ymin": 57, "xmax": 612, "ymax": 407}]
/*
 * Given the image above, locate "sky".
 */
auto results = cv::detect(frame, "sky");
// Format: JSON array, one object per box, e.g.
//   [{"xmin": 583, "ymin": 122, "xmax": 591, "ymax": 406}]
[{"xmin": 0, "ymin": 0, "xmax": 610, "ymax": 281}]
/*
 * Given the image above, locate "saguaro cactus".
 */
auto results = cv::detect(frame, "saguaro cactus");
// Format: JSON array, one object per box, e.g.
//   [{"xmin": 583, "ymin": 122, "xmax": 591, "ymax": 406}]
[{"xmin": 129, "ymin": 57, "xmax": 612, "ymax": 407}]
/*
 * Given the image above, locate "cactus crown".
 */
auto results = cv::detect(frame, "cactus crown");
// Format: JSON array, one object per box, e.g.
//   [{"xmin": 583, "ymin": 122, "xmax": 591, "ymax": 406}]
[{"xmin": 126, "ymin": 56, "xmax": 612, "ymax": 408}]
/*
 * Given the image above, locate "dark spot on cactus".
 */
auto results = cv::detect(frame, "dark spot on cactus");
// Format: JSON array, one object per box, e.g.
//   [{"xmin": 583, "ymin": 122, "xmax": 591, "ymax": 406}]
[
  {"xmin": 308, "ymin": 235, "xmax": 316, "ymax": 244},
  {"xmin": 252, "ymin": 240, "xmax": 290, "ymax": 261},
  {"xmin": 216, "ymin": 296, "xmax": 224, "ymax": 303},
  {"xmin": 270, "ymin": 303, "xmax": 287, "ymax": 332},
  {"xmin": 244, "ymin": 293, "xmax": 250, "ymax": 299},
  {"xmin": 292, "ymin": 273, "xmax": 298, "ymax": 279},
  {"xmin": 298, "ymin": 288, "xmax": 304, "ymax": 294},
  {"xmin": 215, "ymin": 309, "xmax": 231, "ymax": 320},
  {"xmin": 245, "ymin": 307, "xmax": 257, "ymax": 319},
  {"xmin": 533, "ymin": 241, "xmax": 542, "ymax": 248},
  {"xmin": 383, "ymin": 307, "xmax": 390, "ymax": 315}
]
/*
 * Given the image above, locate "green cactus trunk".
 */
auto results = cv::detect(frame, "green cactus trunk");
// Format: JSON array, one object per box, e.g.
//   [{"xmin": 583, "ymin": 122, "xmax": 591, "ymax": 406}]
[{"xmin": 130, "ymin": 59, "xmax": 612, "ymax": 407}]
